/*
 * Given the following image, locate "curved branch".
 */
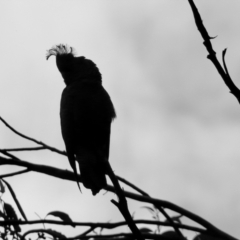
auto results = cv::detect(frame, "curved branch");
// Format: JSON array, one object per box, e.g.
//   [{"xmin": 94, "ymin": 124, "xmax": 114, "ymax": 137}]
[
  {"xmin": 188, "ymin": 0, "xmax": 240, "ymax": 103},
  {"xmin": 21, "ymin": 230, "xmax": 181, "ymax": 240}
]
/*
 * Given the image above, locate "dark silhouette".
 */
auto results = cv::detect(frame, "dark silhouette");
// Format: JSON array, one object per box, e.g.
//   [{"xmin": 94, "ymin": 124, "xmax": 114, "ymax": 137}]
[
  {"xmin": 0, "ymin": 1, "xmax": 239, "ymax": 239},
  {"xmin": 46, "ymin": 44, "xmax": 116, "ymax": 195}
]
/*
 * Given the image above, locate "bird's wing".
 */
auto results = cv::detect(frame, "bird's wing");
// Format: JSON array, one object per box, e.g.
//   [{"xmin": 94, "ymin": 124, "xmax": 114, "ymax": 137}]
[
  {"xmin": 60, "ymin": 86, "xmax": 81, "ymax": 192},
  {"xmin": 72, "ymin": 82, "xmax": 114, "ymax": 194},
  {"xmin": 73, "ymin": 82, "xmax": 115, "ymax": 161}
]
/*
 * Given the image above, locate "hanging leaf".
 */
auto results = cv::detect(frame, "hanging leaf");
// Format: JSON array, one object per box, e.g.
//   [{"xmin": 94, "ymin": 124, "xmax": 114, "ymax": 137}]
[
  {"xmin": 140, "ymin": 227, "xmax": 153, "ymax": 233},
  {"xmin": 171, "ymin": 215, "xmax": 183, "ymax": 224},
  {"xmin": 161, "ymin": 230, "xmax": 186, "ymax": 240},
  {"xmin": 141, "ymin": 206, "xmax": 155, "ymax": 214},
  {"xmin": 164, "ymin": 214, "xmax": 183, "ymax": 225},
  {"xmin": 46, "ymin": 211, "xmax": 75, "ymax": 227}
]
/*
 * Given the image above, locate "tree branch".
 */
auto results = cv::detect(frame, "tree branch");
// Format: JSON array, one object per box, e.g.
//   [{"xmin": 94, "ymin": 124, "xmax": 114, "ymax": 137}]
[
  {"xmin": 0, "ymin": 116, "xmax": 66, "ymax": 156},
  {"xmin": 20, "ymin": 231, "xmax": 183, "ymax": 240},
  {"xmin": 105, "ymin": 161, "xmax": 144, "ymax": 240},
  {"xmin": 0, "ymin": 156, "xmax": 236, "ymax": 240},
  {"xmin": 187, "ymin": 0, "xmax": 240, "ymax": 103},
  {"xmin": 117, "ymin": 176, "xmax": 183, "ymax": 237},
  {"xmin": 0, "ymin": 219, "xmax": 205, "ymax": 233},
  {"xmin": 0, "ymin": 169, "xmax": 30, "ymax": 178},
  {"xmin": 1, "ymin": 147, "xmax": 46, "ymax": 152}
]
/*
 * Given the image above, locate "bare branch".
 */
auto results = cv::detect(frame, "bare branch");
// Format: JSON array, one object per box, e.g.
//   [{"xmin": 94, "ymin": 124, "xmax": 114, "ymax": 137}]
[
  {"xmin": 1, "ymin": 147, "xmax": 46, "ymax": 152},
  {"xmin": 0, "ymin": 169, "xmax": 30, "ymax": 178},
  {"xmin": 0, "ymin": 219, "xmax": 206, "ymax": 233},
  {"xmin": 0, "ymin": 149, "xmax": 21, "ymax": 160},
  {"xmin": 187, "ymin": 0, "xmax": 240, "ymax": 103},
  {"xmin": 0, "ymin": 116, "xmax": 66, "ymax": 156},
  {"xmin": 105, "ymin": 162, "xmax": 144, "ymax": 240}
]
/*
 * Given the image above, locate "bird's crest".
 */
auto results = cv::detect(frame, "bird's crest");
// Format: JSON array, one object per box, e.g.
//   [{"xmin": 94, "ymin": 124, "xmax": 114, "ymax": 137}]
[
  {"xmin": 46, "ymin": 44, "xmax": 102, "ymax": 84},
  {"xmin": 46, "ymin": 44, "xmax": 75, "ymax": 60}
]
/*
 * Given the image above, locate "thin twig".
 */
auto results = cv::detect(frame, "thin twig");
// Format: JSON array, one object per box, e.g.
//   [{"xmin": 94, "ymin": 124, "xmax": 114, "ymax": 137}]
[
  {"xmin": 0, "ymin": 149, "xmax": 21, "ymax": 160},
  {"xmin": 222, "ymin": 49, "xmax": 232, "ymax": 81},
  {"xmin": 0, "ymin": 116, "xmax": 66, "ymax": 156},
  {"xmin": 1, "ymin": 147, "xmax": 46, "ymax": 152},
  {"xmin": 79, "ymin": 226, "xmax": 96, "ymax": 237},
  {"xmin": 117, "ymin": 176, "xmax": 149, "ymax": 196},
  {"xmin": 0, "ymin": 169, "xmax": 30, "ymax": 178}
]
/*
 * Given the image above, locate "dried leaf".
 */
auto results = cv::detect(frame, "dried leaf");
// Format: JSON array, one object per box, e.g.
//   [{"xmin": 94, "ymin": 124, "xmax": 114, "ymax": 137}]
[
  {"xmin": 141, "ymin": 206, "xmax": 155, "ymax": 214},
  {"xmin": 46, "ymin": 211, "xmax": 75, "ymax": 227},
  {"xmin": 140, "ymin": 227, "xmax": 153, "ymax": 233}
]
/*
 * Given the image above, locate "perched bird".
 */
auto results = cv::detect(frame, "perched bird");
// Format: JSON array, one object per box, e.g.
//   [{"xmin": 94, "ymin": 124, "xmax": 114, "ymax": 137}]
[{"xmin": 46, "ymin": 44, "xmax": 116, "ymax": 195}]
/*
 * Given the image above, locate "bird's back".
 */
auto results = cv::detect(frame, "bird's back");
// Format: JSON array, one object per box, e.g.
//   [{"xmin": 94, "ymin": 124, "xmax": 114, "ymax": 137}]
[{"xmin": 60, "ymin": 79, "xmax": 116, "ymax": 195}]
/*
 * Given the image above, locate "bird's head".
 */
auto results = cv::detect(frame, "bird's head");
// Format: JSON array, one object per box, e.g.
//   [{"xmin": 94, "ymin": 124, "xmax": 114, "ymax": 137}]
[{"xmin": 46, "ymin": 44, "xmax": 102, "ymax": 85}]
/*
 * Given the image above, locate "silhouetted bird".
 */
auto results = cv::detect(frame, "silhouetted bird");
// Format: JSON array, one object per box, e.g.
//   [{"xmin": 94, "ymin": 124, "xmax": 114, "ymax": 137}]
[{"xmin": 47, "ymin": 44, "xmax": 116, "ymax": 195}]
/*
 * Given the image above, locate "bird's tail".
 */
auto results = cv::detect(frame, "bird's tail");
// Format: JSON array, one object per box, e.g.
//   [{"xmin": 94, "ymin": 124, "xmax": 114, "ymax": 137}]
[
  {"xmin": 76, "ymin": 150, "xmax": 107, "ymax": 196},
  {"xmin": 68, "ymin": 154, "xmax": 82, "ymax": 193}
]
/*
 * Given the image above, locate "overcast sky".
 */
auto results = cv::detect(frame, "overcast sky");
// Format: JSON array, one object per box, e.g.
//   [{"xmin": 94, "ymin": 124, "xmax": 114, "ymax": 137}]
[{"xmin": 1, "ymin": 0, "xmax": 240, "ymax": 239}]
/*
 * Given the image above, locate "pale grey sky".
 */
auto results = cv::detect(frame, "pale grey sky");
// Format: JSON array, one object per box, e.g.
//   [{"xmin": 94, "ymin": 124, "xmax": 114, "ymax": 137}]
[{"xmin": 1, "ymin": 0, "xmax": 240, "ymax": 239}]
